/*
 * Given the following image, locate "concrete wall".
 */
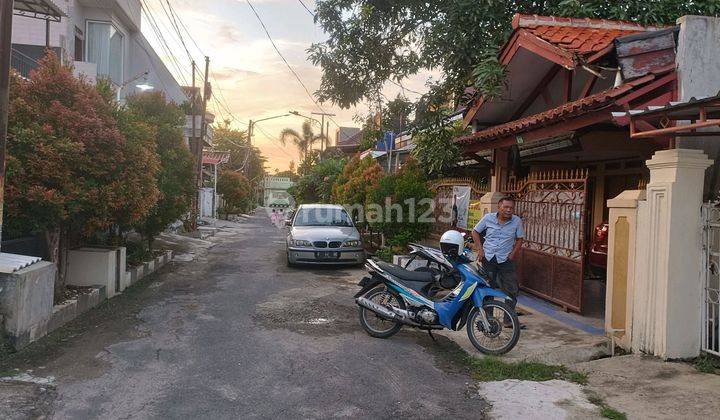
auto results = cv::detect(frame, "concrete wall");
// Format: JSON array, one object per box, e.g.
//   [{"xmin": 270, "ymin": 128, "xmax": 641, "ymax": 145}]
[
  {"xmin": 66, "ymin": 247, "xmax": 118, "ymax": 298},
  {"xmin": 675, "ymin": 15, "xmax": 720, "ymax": 198},
  {"xmin": 130, "ymin": 33, "xmax": 187, "ymax": 104},
  {"xmin": 10, "ymin": 0, "xmax": 184, "ymax": 105},
  {"xmin": 0, "ymin": 262, "xmax": 57, "ymax": 349}
]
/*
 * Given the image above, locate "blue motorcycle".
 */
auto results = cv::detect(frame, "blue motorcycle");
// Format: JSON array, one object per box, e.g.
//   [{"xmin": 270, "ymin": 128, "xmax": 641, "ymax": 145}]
[{"xmin": 354, "ymin": 236, "xmax": 520, "ymax": 355}]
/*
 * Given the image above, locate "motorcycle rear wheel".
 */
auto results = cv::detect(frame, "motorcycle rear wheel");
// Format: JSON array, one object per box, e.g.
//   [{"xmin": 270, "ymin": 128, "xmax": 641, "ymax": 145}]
[
  {"xmin": 358, "ymin": 286, "xmax": 405, "ymax": 338},
  {"xmin": 466, "ymin": 300, "xmax": 520, "ymax": 355}
]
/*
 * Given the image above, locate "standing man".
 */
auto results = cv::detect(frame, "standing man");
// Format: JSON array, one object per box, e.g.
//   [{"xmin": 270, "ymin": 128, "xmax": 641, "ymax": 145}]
[{"xmin": 471, "ymin": 197, "xmax": 524, "ymax": 325}]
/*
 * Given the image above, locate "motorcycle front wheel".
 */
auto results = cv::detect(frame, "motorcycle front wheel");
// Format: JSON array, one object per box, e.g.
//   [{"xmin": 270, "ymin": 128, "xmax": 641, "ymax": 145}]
[
  {"xmin": 466, "ymin": 300, "xmax": 520, "ymax": 355},
  {"xmin": 358, "ymin": 286, "xmax": 405, "ymax": 338}
]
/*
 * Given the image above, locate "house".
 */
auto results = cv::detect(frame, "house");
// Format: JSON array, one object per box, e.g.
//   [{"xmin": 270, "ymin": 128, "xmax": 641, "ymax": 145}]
[
  {"xmin": 335, "ymin": 128, "xmax": 364, "ymax": 155},
  {"xmin": 457, "ymin": 13, "xmax": 720, "ymax": 359},
  {"xmin": 10, "ymin": 0, "xmax": 186, "ymax": 104},
  {"xmin": 263, "ymin": 176, "xmax": 295, "ymax": 209}
]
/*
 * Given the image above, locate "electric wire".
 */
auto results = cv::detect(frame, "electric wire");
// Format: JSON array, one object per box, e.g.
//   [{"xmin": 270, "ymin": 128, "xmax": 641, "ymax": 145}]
[
  {"xmin": 297, "ymin": 0, "xmax": 315, "ymax": 17},
  {"xmin": 245, "ymin": 0, "xmax": 340, "ymax": 128}
]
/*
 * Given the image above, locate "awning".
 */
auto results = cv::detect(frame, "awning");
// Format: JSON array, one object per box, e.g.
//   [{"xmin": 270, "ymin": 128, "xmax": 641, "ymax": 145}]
[
  {"xmin": 13, "ymin": 0, "xmax": 66, "ymax": 21},
  {"xmin": 0, "ymin": 252, "xmax": 42, "ymax": 274},
  {"xmin": 612, "ymin": 93, "xmax": 720, "ymax": 139}
]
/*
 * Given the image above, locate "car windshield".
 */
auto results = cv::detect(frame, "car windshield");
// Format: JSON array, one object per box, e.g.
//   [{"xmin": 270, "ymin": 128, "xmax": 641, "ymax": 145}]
[{"xmin": 293, "ymin": 208, "xmax": 353, "ymax": 227}]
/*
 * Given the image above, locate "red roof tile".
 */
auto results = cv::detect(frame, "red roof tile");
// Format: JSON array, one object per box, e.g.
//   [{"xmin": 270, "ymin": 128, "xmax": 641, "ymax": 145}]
[
  {"xmin": 456, "ymin": 66, "xmax": 675, "ymax": 146},
  {"xmin": 513, "ymin": 14, "xmax": 665, "ymax": 57}
]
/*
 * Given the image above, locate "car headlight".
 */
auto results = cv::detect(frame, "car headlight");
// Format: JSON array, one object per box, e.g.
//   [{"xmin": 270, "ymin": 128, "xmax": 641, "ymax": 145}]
[
  {"xmin": 343, "ymin": 240, "xmax": 361, "ymax": 247},
  {"xmin": 290, "ymin": 239, "xmax": 312, "ymax": 247}
]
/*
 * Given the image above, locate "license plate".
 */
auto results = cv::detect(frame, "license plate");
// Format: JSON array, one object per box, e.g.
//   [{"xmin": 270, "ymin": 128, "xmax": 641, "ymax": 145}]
[{"xmin": 316, "ymin": 251, "xmax": 339, "ymax": 259}]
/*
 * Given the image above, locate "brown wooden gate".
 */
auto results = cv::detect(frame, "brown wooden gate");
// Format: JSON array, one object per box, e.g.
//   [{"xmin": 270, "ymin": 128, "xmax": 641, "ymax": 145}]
[{"xmin": 503, "ymin": 170, "xmax": 588, "ymax": 312}]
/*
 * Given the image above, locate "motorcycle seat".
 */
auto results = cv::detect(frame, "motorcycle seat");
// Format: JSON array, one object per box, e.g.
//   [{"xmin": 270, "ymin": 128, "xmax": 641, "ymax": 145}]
[{"xmin": 374, "ymin": 260, "xmax": 434, "ymax": 284}]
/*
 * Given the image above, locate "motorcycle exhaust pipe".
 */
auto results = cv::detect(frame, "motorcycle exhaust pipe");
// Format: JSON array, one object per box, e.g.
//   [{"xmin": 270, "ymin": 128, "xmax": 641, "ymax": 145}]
[{"xmin": 356, "ymin": 297, "xmax": 399, "ymax": 320}]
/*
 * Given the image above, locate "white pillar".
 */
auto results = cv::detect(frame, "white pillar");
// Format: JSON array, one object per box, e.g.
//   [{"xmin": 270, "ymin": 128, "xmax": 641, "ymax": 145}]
[{"xmin": 632, "ymin": 149, "xmax": 712, "ymax": 359}]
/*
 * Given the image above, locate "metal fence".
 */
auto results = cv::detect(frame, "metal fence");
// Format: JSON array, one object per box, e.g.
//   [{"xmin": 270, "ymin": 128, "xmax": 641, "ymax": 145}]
[{"xmin": 702, "ymin": 203, "xmax": 720, "ymax": 356}]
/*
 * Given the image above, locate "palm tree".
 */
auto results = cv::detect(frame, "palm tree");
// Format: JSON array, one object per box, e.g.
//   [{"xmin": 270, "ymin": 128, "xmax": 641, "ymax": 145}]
[{"xmin": 279, "ymin": 121, "xmax": 325, "ymax": 161}]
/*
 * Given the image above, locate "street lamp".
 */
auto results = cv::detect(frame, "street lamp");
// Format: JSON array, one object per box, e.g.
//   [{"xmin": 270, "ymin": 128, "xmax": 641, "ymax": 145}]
[
  {"xmin": 247, "ymin": 113, "xmax": 291, "ymax": 143},
  {"xmin": 116, "ymin": 70, "xmax": 152, "ymax": 102},
  {"xmin": 289, "ymin": 110, "xmax": 321, "ymax": 126}
]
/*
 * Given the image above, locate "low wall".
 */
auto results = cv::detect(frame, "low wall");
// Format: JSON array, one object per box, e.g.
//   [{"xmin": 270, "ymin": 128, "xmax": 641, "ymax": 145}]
[
  {"xmin": 66, "ymin": 248, "xmax": 118, "ymax": 298},
  {"xmin": 1, "ymin": 249, "xmax": 175, "ymax": 350},
  {"xmin": 0, "ymin": 262, "xmax": 57, "ymax": 349}
]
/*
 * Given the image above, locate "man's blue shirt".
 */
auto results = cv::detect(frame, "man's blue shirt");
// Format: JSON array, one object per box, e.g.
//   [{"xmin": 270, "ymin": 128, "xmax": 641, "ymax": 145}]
[{"xmin": 473, "ymin": 213, "xmax": 525, "ymax": 263}]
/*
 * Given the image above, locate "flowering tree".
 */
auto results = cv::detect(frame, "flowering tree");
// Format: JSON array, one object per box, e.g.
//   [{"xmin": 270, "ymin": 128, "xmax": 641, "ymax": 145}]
[
  {"xmin": 5, "ymin": 54, "xmax": 160, "ymax": 299},
  {"xmin": 331, "ymin": 155, "xmax": 384, "ymax": 222}
]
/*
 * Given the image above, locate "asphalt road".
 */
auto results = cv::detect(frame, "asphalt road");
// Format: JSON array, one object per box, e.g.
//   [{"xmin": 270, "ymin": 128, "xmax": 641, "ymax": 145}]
[{"xmin": 4, "ymin": 212, "xmax": 486, "ymax": 419}]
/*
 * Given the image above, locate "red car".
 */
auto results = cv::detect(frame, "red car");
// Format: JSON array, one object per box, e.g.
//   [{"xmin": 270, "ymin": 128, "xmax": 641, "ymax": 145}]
[{"xmin": 588, "ymin": 222, "xmax": 608, "ymax": 276}]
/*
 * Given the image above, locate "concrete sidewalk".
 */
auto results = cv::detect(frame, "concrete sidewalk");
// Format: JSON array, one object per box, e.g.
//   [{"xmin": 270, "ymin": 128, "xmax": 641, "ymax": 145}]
[
  {"xmin": 575, "ymin": 355, "xmax": 720, "ymax": 419},
  {"xmin": 438, "ymin": 303, "xmax": 609, "ymax": 365}
]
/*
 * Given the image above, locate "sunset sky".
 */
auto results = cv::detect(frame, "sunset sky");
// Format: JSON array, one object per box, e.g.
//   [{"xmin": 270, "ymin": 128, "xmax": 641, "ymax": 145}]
[{"xmin": 142, "ymin": 0, "xmax": 433, "ymax": 172}]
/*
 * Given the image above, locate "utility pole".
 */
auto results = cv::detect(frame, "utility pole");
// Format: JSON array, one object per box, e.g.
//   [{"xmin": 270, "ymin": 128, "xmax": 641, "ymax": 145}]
[
  {"xmin": 190, "ymin": 60, "xmax": 198, "ymax": 225},
  {"xmin": 201, "ymin": 56, "xmax": 212, "ymax": 218},
  {"xmin": 311, "ymin": 111, "xmax": 335, "ymax": 156},
  {"xmin": 0, "ymin": 0, "xmax": 14, "ymax": 247},
  {"xmin": 245, "ymin": 119, "xmax": 253, "ymax": 176}
]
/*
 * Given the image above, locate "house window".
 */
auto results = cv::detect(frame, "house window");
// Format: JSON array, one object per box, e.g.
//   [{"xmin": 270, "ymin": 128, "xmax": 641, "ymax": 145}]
[
  {"xmin": 74, "ymin": 26, "xmax": 84, "ymax": 61},
  {"xmin": 86, "ymin": 21, "xmax": 124, "ymax": 84}
]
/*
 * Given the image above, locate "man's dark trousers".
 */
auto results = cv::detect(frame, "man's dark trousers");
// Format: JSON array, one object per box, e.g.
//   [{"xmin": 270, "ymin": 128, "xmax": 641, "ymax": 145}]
[{"xmin": 482, "ymin": 256, "xmax": 519, "ymax": 320}]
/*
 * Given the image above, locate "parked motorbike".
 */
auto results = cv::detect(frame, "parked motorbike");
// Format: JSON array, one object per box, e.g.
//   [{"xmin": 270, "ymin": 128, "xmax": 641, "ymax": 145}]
[{"xmin": 354, "ymin": 232, "xmax": 520, "ymax": 355}]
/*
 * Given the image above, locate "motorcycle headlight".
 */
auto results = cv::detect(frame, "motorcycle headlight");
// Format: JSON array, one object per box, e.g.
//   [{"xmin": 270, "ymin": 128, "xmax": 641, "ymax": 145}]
[
  {"xmin": 291, "ymin": 239, "xmax": 312, "ymax": 247},
  {"xmin": 343, "ymin": 240, "xmax": 361, "ymax": 247}
]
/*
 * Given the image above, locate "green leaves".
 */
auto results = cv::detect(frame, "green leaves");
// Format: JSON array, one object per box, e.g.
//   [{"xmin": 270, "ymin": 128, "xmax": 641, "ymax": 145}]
[
  {"xmin": 217, "ymin": 171, "xmax": 251, "ymax": 214},
  {"xmin": 312, "ymin": 0, "xmax": 719, "ymax": 112},
  {"xmin": 125, "ymin": 92, "xmax": 195, "ymax": 245},
  {"xmin": 472, "ymin": 50, "xmax": 506, "ymax": 101},
  {"xmin": 411, "ymin": 121, "xmax": 465, "ymax": 178}
]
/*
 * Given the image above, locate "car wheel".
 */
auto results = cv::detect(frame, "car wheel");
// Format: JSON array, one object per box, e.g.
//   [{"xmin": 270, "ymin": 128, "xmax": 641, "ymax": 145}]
[{"xmin": 286, "ymin": 252, "xmax": 297, "ymax": 268}]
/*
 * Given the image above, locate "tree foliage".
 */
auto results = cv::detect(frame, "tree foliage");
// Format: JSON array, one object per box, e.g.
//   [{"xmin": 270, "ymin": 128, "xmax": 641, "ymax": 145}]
[
  {"xmin": 5, "ymin": 54, "xmax": 166, "ymax": 298},
  {"xmin": 5, "ymin": 54, "xmax": 155, "ymax": 238},
  {"xmin": 366, "ymin": 159, "xmax": 432, "ymax": 245},
  {"xmin": 332, "ymin": 156, "xmax": 384, "ymax": 205},
  {"xmin": 213, "ymin": 121, "xmax": 267, "ymax": 183},
  {"xmin": 311, "ymin": 0, "xmax": 719, "ymax": 110},
  {"xmin": 217, "ymin": 171, "xmax": 251, "ymax": 215},
  {"xmin": 288, "ymin": 157, "xmax": 346, "ymax": 204},
  {"xmin": 279, "ymin": 120, "xmax": 325, "ymax": 166},
  {"xmin": 124, "ymin": 92, "xmax": 195, "ymax": 248},
  {"xmin": 411, "ymin": 121, "xmax": 466, "ymax": 178}
]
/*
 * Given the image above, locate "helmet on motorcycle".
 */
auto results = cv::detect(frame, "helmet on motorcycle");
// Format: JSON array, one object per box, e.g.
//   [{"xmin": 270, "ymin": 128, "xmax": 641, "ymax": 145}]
[{"xmin": 440, "ymin": 230, "xmax": 464, "ymax": 258}]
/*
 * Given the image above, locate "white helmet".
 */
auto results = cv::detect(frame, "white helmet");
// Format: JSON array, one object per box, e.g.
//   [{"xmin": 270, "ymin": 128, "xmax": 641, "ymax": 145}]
[{"xmin": 440, "ymin": 230, "xmax": 464, "ymax": 257}]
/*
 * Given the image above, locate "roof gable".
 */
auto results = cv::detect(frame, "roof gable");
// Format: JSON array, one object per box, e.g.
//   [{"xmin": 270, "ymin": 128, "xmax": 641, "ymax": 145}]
[{"xmin": 463, "ymin": 14, "xmax": 667, "ymax": 128}]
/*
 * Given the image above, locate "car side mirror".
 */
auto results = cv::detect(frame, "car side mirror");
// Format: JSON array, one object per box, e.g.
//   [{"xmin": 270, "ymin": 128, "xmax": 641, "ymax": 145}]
[{"xmin": 285, "ymin": 220, "xmax": 292, "ymax": 227}]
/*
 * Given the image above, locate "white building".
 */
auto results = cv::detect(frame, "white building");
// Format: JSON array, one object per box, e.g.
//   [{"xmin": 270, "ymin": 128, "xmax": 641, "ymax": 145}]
[{"xmin": 10, "ymin": 0, "xmax": 186, "ymax": 104}]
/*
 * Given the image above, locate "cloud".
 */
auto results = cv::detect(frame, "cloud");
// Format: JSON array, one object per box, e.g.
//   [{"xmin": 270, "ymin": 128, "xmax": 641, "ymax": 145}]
[
  {"xmin": 212, "ymin": 66, "xmax": 260, "ymax": 81},
  {"xmin": 217, "ymin": 24, "xmax": 244, "ymax": 45}
]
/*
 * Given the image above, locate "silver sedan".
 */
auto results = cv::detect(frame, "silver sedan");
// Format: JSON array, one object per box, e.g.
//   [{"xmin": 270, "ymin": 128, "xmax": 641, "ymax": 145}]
[{"xmin": 286, "ymin": 204, "xmax": 366, "ymax": 266}]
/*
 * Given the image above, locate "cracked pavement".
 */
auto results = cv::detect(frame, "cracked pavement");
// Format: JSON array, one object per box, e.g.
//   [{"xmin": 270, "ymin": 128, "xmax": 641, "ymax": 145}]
[{"xmin": 1, "ymin": 213, "xmax": 486, "ymax": 419}]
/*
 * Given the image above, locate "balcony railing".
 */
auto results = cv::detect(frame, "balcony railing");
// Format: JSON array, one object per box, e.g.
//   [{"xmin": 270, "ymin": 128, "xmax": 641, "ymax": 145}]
[{"xmin": 11, "ymin": 49, "xmax": 39, "ymax": 79}]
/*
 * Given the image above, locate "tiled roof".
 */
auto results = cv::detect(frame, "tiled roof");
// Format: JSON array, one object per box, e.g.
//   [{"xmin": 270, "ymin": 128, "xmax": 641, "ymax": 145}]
[
  {"xmin": 513, "ymin": 14, "xmax": 664, "ymax": 57},
  {"xmin": 457, "ymin": 66, "xmax": 674, "ymax": 146}
]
